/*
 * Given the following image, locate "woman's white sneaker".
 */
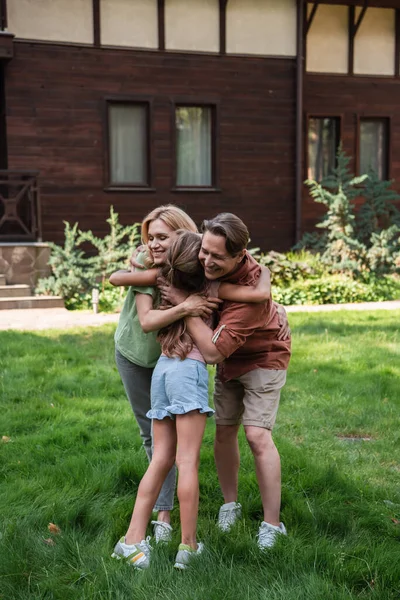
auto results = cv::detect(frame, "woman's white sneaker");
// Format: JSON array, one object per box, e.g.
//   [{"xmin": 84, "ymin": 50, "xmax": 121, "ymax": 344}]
[
  {"xmin": 151, "ymin": 520, "xmax": 173, "ymax": 543},
  {"xmin": 217, "ymin": 502, "xmax": 242, "ymax": 532},
  {"xmin": 256, "ymin": 521, "xmax": 287, "ymax": 549}
]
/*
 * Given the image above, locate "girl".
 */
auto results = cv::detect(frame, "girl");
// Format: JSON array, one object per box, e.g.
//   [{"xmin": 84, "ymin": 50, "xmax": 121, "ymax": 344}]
[{"xmin": 111, "ymin": 231, "xmax": 270, "ymax": 570}]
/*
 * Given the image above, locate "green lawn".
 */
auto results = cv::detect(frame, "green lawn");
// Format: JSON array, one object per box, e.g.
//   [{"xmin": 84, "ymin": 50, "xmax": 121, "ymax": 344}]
[{"xmin": 0, "ymin": 311, "xmax": 399, "ymax": 600}]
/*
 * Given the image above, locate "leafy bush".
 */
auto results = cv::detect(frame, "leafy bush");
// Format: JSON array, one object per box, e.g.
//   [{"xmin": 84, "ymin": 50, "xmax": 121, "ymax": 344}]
[
  {"xmin": 273, "ymin": 274, "xmax": 400, "ymax": 306},
  {"xmin": 36, "ymin": 207, "xmax": 140, "ymax": 310},
  {"xmin": 254, "ymin": 250, "xmax": 317, "ymax": 285},
  {"xmin": 35, "ymin": 222, "xmax": 93, "ymax": 299}
]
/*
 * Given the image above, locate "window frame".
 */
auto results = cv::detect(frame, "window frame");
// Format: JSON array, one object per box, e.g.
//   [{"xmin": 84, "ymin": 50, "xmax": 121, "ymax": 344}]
[
  {"xmin": 305, "ymin": 114, "xmax": 342, "ymax": 182},
  {"xmin": 104, "ymin": 96, "xmax": 155, "ymax": 192},
  {"xmin": 171, "ymin": 99, "xmax": 220, "ymax": 192},
  {"xmin": 356, "ymin": 115, "xmax": 391, "ymax": 179}
]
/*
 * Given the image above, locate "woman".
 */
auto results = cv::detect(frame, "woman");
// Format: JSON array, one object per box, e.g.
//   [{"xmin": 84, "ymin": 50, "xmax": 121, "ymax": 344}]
[{"xmin": 113, "ymin": 205, "xmax": 214, "ymax": 542}]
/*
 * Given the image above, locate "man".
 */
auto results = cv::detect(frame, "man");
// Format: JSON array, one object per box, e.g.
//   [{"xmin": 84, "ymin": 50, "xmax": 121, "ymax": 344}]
[{"xmin": 185, "ymin": 213, "xmax": 291, "ymax": 549}]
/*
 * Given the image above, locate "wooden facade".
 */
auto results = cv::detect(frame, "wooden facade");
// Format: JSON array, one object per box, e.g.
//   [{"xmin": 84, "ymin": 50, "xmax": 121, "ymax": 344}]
[{"xmin": 1, "ymin": 0, "xmax": 400, "ymax": 251}]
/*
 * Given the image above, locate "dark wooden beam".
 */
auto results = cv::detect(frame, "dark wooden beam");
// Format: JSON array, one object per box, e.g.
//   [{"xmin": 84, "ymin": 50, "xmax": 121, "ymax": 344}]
[
  {"xmin": 219, "ymin": 0, "xmax": 228, "ymax": 55},
  {"xmin": 158, "ymin": 0, "xmax": 165, "ymax": 51},
  {"xmin": 296, "ymin": 0, "xmax": 305, "ymax": 244},
  {"xmin": 348, "ymin": 5, "xmax": 355, "ymax": 74},
  {"xmin": 306, "ymin": 3, "xmax": 319, "ymax": 34},
  {"xmin": 316, "ymin": 0, "xmax": 400, "ymax": 7},
  {"xmin": 93, "ymin": 0, "xmax": 100, "ymax": 46},
  {"xmin": 353, "ymin": 2, "xmax": 368, "ymax": 36},
  {"xmin": 349, "ymin": 3, "xmax": 368, "ymax": 73},
  {"xmin": 0, "ymin": 0, "xmax": 7, "ymax": 31},
  {"xmin": 396, "ymin": 8, "xmax": 400, "ymax": 75}
]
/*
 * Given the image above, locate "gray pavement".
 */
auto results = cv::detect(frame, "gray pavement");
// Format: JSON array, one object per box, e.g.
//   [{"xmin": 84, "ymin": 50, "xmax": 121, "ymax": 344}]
[{"xmin": 0, "ymin": 300, "xmax": 399, "ymax": 331}]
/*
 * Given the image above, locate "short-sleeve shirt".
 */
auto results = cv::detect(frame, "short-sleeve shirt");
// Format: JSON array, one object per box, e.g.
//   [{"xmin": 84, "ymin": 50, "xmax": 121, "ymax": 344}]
[
  {"xmin": 212, "ymin": 253, "xmax": 291, "ymax": 382},
  {"xmin": 114, "ymin": 253, "xmax": 161, "ymax": 368}
]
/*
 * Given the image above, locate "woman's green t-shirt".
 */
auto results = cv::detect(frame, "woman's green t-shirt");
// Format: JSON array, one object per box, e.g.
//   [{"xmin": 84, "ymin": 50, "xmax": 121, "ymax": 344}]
[{"xmin": 114, "ymin": 255, "xmax": 161, "ymax": 368}]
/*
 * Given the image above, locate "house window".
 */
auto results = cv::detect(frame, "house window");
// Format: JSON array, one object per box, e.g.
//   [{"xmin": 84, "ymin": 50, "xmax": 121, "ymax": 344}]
[
  {"xmin": 359, "ymin": 119, "xmax": 389, "ymax": 179},
  {"xmin": 108, "ymin": 103, "xmax": 149, "ymax": 186},
  {"xmin": 308, "ymin": 117, "xmax": 339, "ymax": 181},
  {"xmin": 175, "ymin": 106, "xmax": 214, "ymax": 187}
]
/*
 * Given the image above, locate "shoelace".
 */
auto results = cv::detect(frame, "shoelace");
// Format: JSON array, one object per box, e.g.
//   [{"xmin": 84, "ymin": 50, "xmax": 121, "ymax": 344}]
[{"xmin": 139, "ymin": 536, "xmax": 152, "ymax": 555}]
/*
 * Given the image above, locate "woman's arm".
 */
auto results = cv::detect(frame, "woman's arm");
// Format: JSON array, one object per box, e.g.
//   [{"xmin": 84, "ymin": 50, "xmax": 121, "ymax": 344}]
[
  {"xmin": 109, "ymin": 268, "xmax": 158, "ymax": 287},
  {"xmin": 218, "ymin": 266, "xmax": 270, "ymax": 303},
  {"xmin": 136, "ymin": 293, "xmax": 221, "ymax": 334}
]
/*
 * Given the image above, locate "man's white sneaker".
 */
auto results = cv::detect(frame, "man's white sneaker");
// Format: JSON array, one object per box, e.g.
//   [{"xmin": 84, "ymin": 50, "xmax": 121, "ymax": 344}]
[
  {"xmin": 257, "ymin": 521, "xmax": 287, "ymax": 549},
  {"xmin": 151, "ymin": 520, "xmax": 172, "ymax": 543},
  {"xmin": 174, "ymin": 542, "xmax": 204, "ymax": 570},
  {"xmin": 111, "ymin": 536, "xmax": 151, "ymax": 569},
  {"xmin": 217, "ymin": 502, "xmax": 242, "ymax": 532}
]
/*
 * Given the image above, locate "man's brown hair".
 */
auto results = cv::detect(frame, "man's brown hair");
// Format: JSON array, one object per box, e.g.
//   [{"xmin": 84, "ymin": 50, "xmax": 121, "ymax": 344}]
[{"xmin": 201, "ymin": 213, "xmax": 249, "ymax": 256}]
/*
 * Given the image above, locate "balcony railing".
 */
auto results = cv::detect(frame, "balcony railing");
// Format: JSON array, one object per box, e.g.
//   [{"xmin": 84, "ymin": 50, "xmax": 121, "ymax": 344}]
[{"xmin": 0, "ymin": 170, "xmax": 42, "ymax": 241}]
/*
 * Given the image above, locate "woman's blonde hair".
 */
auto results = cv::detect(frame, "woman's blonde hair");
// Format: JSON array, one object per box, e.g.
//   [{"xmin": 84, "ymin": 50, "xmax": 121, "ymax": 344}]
[
  {"xmin": 158, "ymin": 231, "xmax": 206, "ymax": 360},
  {"xmin": 141, "ymin": 205, "xmax": 198, "ymax": 244}
]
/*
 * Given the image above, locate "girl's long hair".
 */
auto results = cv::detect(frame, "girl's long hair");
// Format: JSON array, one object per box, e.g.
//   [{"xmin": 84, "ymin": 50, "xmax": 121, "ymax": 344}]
[{"xmin": 158, "ymin": 231, "xmax": 206, "ymax": 360}]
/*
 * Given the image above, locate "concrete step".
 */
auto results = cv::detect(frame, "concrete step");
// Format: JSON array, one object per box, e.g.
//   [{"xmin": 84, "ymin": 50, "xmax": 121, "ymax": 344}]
[
  {"xmin": 0, "ymin": 296, "xmax": 65, "ymax": 310},
  {"xmin": 0, "ymin": 284, "xmax": 31, "ymax": 298},
  {"xmin": 0, "ymin": 275, "xmax": 5, "ymax": 285}
]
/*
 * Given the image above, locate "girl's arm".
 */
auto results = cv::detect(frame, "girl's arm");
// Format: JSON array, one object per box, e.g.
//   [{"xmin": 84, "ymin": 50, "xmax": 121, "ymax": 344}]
[
  {"xmin": 136, "ymin": 293, "xmax": 221, "ymax": 334},
  {"xmin": 109, "ymin": 268, "xmax": 158, "ymax": 287},
  {"xmin": 218, "ymin": 266, "xmax": 270, "ymax": 303}
]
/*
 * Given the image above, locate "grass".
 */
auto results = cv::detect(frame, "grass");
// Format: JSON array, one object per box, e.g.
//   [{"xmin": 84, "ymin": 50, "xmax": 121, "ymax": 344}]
[{"xmin": 0, "ymin": 310, "xmax": 399, "ymax": 600}]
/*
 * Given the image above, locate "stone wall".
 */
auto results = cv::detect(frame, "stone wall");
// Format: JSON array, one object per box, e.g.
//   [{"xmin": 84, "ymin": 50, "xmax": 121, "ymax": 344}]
[{"xmin": 0, "ymin": 244, "xmax": 51, "ymax": 287}]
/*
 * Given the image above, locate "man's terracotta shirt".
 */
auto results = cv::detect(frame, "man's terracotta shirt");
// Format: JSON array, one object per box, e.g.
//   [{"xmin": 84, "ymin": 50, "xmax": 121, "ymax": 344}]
[{"xmin": 213, "ymin": 253, "xmax": 291, "ymax": 382}]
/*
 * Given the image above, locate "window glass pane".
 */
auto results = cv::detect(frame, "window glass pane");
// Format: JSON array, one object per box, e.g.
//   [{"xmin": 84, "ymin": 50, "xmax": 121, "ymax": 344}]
[
  {"xmin": 308, "ymin": 118, "xmax": 338, "ymax": 181},
  {"xmin": 176, "ymin": 106, "xmax": 212, "ymax": 186},
  {"xmin": 359, "ymin": 120, "xmax": 388, "ymax": 179},
  {"xmin": 109, "ymin": 104, "xmax": 147, "ymax": 185}
]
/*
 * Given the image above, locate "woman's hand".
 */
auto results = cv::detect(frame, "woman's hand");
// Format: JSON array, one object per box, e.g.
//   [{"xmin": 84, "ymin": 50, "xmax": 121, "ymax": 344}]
[
  {"xmin": 183, "ymin": 294, "xmax": 222, "ymax": 318},
  {"xmin": 129, "ymin": 245, "xmax": 146, "ymax": 271},
  {"xmin": 157, "ymin": 278, "xmax": 188, "ymax": 306},
  {"xmin": 275, "ymin": 303, "xmax": 291, "ymax": 340}
]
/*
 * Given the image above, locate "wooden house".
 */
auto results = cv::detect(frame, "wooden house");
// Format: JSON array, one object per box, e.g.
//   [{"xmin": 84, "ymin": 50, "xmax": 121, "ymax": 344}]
[{"xmin": 1, "ymin": 0, "xmax": 400, "ymax": 253}]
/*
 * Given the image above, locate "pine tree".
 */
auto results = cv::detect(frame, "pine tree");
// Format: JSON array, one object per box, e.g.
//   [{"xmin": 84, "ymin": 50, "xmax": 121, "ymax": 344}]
[
  {"xmin": 356, "ymin": 169, "xmax": 400, "ymax": 246},
  {"xmin": 304, "ymin": 147, "xmax": 368, "ymax": 274}
]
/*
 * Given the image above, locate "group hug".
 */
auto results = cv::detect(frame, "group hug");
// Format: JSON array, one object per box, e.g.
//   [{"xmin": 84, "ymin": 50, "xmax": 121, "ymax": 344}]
[{"xmin": 109, "ymin": 205, "xmax": 291, "ymax": 570}]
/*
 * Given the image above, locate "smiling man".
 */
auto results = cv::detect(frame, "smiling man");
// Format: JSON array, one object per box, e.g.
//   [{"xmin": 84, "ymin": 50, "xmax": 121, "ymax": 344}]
[{"xmin": 185, "ymin": 213, "xmax": 291, "ymax": 549}]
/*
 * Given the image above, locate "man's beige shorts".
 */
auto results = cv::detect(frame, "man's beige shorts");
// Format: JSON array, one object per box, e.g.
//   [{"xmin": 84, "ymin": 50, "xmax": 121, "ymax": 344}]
[{"xmin": 213, "ymin": 369, "xmax": 287, "ymax": 430}]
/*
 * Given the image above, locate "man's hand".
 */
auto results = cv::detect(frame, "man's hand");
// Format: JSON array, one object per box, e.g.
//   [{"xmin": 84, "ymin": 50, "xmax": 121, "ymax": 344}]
[
  {"xmin": 275, "ymin": 303, "xmax": 291, "ymax": 340},
  {"xmin": 183, "ymin": 294, "xmax": 221, "ymax": 318}
]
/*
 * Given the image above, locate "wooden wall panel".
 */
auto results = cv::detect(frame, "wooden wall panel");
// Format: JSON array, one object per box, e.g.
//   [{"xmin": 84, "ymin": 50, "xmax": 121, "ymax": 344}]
[
  {"xmin": 5, "ymin": 42, "xmax": 296, "ymax": 252},
  {"xmin": 303, "ymin": 74, "xmax": 400, "ymax": 232}
]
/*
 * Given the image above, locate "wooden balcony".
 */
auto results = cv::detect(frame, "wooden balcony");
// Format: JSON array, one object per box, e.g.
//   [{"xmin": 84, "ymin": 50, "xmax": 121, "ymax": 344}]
[{"xmin": 0, "ymin": 170, "xmax": 42, "ymax": 241}]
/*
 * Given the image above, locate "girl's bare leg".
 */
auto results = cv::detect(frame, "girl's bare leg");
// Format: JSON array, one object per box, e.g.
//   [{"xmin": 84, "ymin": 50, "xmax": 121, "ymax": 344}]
[
  {"xmin": 175, "ymin": 411, "xmax": 207, "ymax": 549},
  {"xmin": 125, "ymin": 419, "xmax": 176, "ymax": 544}
]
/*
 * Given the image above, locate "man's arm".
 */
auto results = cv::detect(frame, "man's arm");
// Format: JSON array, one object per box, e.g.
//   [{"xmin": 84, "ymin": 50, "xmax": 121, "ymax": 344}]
[
  {"xmin": 185, "ymin": 317, "xmax": 225, "ymax": 364},
  {"xmin": 186, "ymin": 301, "xmax": 265, "ymax": 364}
]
